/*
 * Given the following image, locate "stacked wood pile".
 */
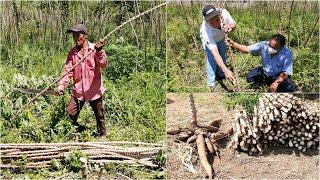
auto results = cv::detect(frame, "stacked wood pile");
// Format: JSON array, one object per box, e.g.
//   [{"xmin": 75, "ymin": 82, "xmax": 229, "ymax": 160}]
[
  {"xmin": 229, "ymin": 93, "xmax": 319, "ymax": 154},
  {"xmin": 0, "ymin": 141, "xmax": 163, "ymax": 169}
]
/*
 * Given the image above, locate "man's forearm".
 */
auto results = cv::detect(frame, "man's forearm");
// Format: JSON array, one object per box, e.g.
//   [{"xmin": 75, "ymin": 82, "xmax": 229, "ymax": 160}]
[
  {"xmin": 209, "ymin": 46, "xmax": 235, "ymax": 81},
  {"xmin": 231, "ymin": 41, "xmax": 250, "ymax": 53},
  {"xmin": 224, "ymin": 23, "xmax": 236, "ymax": 33},
  {"xmin": 275, "ymin": 72, "xmax": 288, "ymax": 84},
  {"xmin": 210, "ymin": 48, "xmax": 228, "ymax": 72}
]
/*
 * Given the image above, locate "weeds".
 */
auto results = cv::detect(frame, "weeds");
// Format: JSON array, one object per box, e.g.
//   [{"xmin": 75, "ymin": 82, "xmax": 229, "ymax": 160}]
[
  {"xmin": 0, "ymin": 33, "xmax": 165, "ymax": 179},
  {"xmin": 221, "ymin": 93, "xmax": 259, "ymax": 114}
]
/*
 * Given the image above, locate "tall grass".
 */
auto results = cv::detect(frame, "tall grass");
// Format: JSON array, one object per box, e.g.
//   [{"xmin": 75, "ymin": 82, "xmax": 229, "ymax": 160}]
[
  {"xmin": 0, "ymin": 0, "xmax": 166, "ymax": 142},
  {"xmin": 0, "ymin": 44, "xmax": 165, "ymax": 144}
]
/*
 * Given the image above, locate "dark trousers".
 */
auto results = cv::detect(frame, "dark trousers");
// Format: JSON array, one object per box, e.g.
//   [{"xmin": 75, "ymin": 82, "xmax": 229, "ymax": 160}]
[
  {"xmin": 67, "ymin": 96, "xmax": 106, "ymax": 136},
  {"xmin": 246, "ymin": 67, "xmax": 295, "ymax": 92}
]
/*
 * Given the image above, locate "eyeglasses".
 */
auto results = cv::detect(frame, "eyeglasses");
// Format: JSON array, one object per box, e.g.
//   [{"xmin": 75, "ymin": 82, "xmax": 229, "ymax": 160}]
[{"xmin": 268, "ymin": 42, "xmax": 278, "ymax": 51}]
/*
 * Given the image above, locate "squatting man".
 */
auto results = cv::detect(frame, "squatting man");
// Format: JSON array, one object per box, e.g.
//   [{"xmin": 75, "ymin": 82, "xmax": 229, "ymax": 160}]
[{"xmin": 226, "ymin": 34, "xmax": 294, "ymax": 92}]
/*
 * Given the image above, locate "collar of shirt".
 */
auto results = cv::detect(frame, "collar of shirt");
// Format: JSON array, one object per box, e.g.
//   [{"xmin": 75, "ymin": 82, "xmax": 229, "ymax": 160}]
[
  {"xmin": 204, "ymin": 20, "xmax": 224, "ymax": 32},
  {"xmin": 88, "ymin": 42, "xmax": 95, "ymax": 50},
  {"xmin": 261, "ymin": 42, "xmax": 291, "ymax": 77},
  {"xmin": 204, "ymin": 21, "xmax": 214, "ymax": 30},
  {"xmin": 72, "ymin": 41, "xmax": 95, "ymax": 55}
]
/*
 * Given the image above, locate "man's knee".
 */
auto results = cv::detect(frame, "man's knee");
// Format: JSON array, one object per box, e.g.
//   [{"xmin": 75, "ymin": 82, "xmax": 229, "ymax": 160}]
[
  {"xmin": 91, "ymin": 98, "xmax": 106, "ymax": 136},
  {"xmin": 277, "ymin": 79, "xmax": 295, "ymax": 92},
  {"xmin": 96, "ymin": 104, "xmax": 105, "ymax": 120},
  {"xmin": 246, "ymin": 74, "xmax": 255, "ymax": 83},
  {"xmin": 246, "ymin": 71, "xmax": 257, "ymax": 83},
  {"xmin": 90, "ymin": 98, "xmax": 105, "ymax": 119},
  {"xmin": 247, "ymin": 67, "xmax": 263, "ymax": 83}
]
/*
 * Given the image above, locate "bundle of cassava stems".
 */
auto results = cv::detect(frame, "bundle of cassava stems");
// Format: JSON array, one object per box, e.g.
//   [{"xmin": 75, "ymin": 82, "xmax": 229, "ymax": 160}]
[
  {"xmin": 0, "ymin": 142, "xmax": 163, "ymax": 169},
  {"xmin": 229, "ymin": 93, "xmax": 319, "ymax": 154}
]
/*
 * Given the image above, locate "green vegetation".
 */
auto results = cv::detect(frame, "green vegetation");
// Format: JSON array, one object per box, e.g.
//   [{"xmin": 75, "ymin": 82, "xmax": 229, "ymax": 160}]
[
  {"xmin": 168, "ymin": 1, "xmax": 319, "ymax": 92},
  {"xmin": 0, "ymin": 1, "xmax": 165, "ymax": 179},
  {"xmin": 222, "ymin": 93, "xmax": 260, "ymax": 114},
  {"xmin": 64, "ymin": 150, "xmax": 87, "ymax": 172}
]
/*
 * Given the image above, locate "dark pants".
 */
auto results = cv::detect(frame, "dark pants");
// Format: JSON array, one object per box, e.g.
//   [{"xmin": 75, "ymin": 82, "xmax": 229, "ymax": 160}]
[
  {"xmin": 246, "ymin": 67, "xmax": 295, "ymax": 92},
  {"xmin": 67, "ymin": 96, "xmax": 106, "ymax": 136}
]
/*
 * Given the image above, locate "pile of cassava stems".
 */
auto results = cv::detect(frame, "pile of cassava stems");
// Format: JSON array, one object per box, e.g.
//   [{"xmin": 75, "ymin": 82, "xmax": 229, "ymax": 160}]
[
  {"xmin": 229, "ymin": 93, "xmax": 319, "ymax": 154},
  {"xmin": 167, "ymin": 93, "xmax": 231, "ymax": 178},
  {"xmin": 0, "ymin": 141, "xmax": 163, "ymax": 169}
]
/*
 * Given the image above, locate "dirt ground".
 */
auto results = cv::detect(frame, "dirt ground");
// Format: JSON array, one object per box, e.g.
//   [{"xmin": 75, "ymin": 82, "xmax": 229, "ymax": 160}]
[{"xmin": 166, "ymin": 93, "xmax": 319, "ymax": 179}]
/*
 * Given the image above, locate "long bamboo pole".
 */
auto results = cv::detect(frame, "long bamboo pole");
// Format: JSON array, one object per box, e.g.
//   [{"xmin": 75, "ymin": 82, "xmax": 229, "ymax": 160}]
[{"xmin": 15, "ymin": 2, "xmax": 166, "ymax": 116}]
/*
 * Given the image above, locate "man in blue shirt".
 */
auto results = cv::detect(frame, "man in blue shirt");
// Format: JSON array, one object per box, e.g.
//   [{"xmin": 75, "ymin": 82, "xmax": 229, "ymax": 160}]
[{"xmin": 226, "ymin": 34, "xmax": 295, "ymax": 92}]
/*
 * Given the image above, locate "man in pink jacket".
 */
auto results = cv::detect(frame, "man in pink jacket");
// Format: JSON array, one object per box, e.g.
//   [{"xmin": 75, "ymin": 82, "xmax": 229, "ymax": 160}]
[{"xmin": 56, "ymin": 24, "xmax": 108, "ymax": 136}]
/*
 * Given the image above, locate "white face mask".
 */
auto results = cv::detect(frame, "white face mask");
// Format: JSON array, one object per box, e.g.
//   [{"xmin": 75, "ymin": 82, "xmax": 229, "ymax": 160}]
[{"xmin": 268, "ymin": 46, "xmax": 278, "ymax": 55}]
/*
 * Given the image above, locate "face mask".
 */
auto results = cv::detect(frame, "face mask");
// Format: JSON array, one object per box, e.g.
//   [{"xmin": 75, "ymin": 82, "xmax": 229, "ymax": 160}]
[{"xmin": 268, "ymin": 46, "xmax": 278, "ymax": 55}]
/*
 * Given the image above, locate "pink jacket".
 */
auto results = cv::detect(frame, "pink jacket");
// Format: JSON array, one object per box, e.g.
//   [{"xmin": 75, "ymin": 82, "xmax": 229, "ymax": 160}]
[{"xmin": 58, "ymin": 42, "xmax": 108, "ymax": 101}]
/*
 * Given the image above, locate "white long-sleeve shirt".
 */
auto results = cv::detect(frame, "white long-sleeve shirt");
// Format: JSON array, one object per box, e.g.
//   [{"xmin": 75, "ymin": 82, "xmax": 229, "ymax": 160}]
[{"xmin": 200, "ymin": 8, "xmax": 236, "ymax": 50}]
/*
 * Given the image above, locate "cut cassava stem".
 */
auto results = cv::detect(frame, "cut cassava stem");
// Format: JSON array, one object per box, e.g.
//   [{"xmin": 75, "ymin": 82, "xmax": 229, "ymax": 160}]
[
  {"xmin": 216, "ymin": 2, "xmax": 241, "ymax": 92},
  {"xmin": 189, "ymin": 93, "xmax": 198, "ymax": 128}
]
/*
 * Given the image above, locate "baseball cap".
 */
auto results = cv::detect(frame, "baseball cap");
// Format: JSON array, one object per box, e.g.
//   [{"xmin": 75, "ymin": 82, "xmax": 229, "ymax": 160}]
[
  {"xmin": 67, "ymin": 24, "xmax": 87, "ymax": 34},
  {"xmin": 202, "ymin": 5, "xmax": 219, "ymax": 21}
]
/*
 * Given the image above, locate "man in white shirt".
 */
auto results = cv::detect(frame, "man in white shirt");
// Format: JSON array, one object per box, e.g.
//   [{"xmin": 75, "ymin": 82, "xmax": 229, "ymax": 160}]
[{"xmin": 200, "ymin": 5, "xmax": 236, "ymax": 92}]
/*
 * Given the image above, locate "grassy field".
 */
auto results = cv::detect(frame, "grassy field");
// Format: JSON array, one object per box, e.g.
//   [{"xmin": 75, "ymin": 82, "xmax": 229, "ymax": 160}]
[
  {"xmin": 167, "ymin": 1, "xmax": 319, "ymax": 93},
  {"xmin": 0, "ymin": 1, "xmax": 166, "ymax": 179}
]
